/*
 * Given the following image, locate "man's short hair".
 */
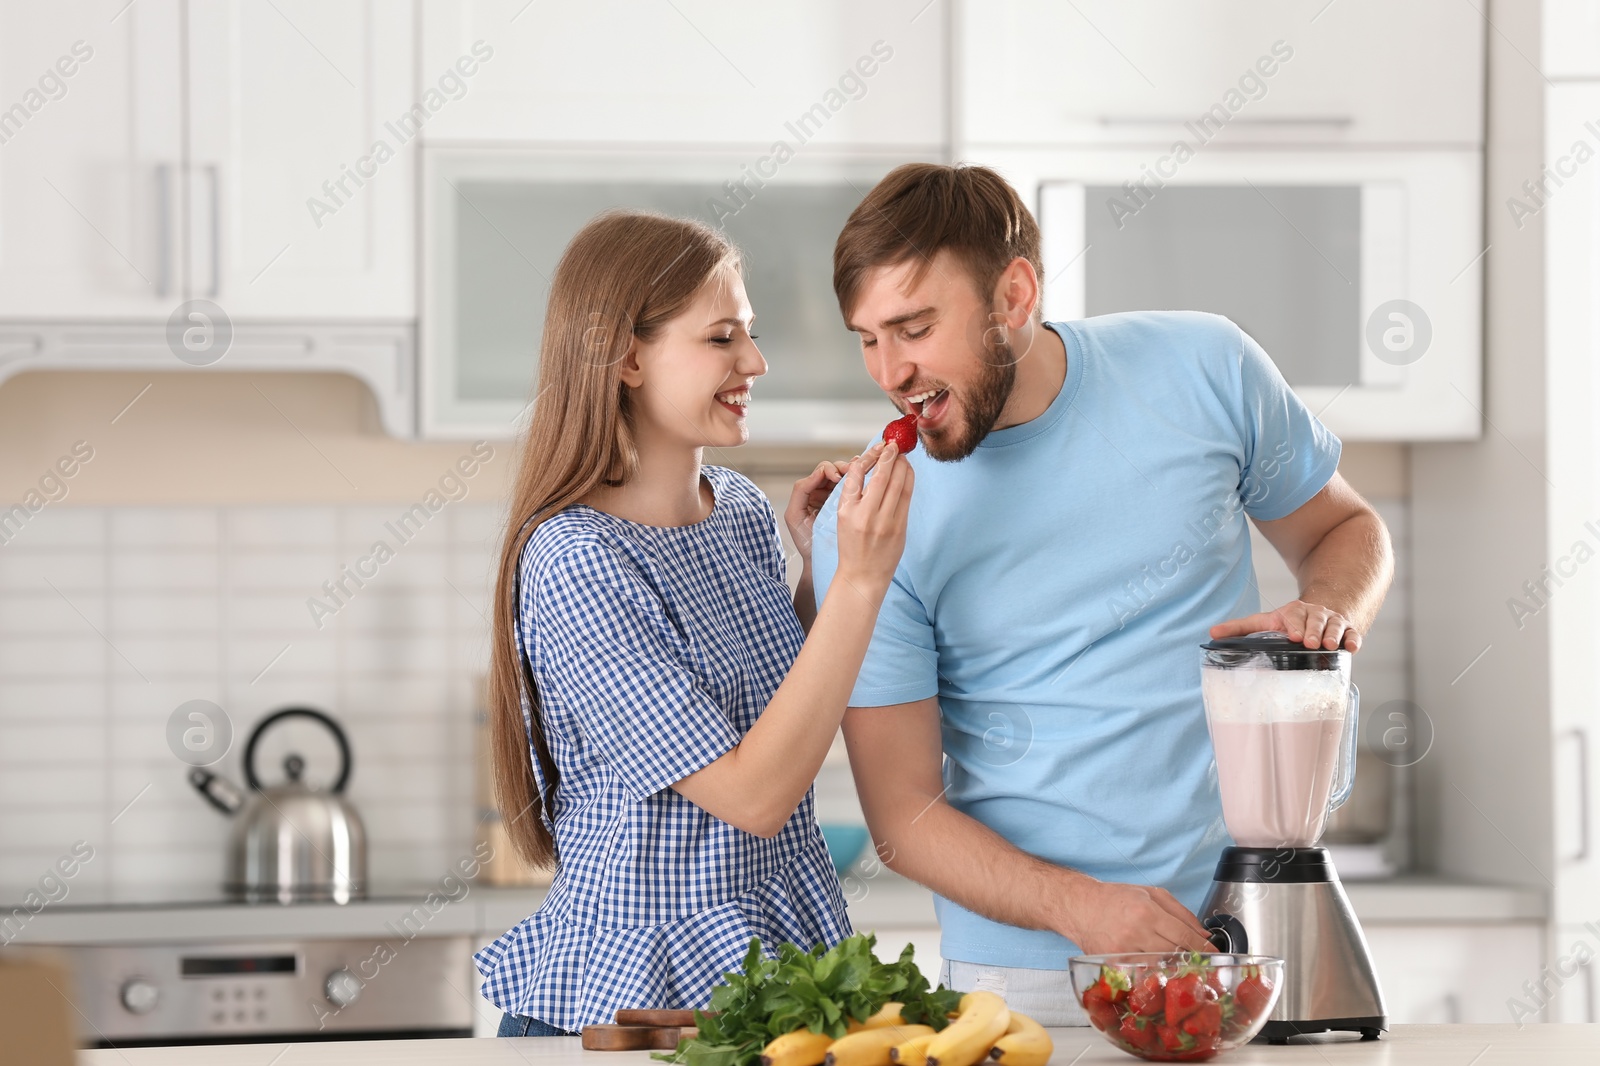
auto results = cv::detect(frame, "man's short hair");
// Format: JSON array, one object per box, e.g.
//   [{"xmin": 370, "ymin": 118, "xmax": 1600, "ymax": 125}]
[{"xmin": 832, "ymin": 162, "xmax": 1043, "ymax": 322}]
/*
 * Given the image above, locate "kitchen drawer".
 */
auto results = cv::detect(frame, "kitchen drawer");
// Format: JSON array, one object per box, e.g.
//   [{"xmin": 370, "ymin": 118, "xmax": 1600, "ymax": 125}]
[{"xmin": 1362, "ymin": 922, "xmax": 1544, "ymax": 1024}]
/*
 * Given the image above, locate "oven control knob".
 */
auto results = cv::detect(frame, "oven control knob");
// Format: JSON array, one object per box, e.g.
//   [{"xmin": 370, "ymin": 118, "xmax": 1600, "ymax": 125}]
[
  {"xmin": 120, "ymin": 978, "xmax": 160, "ymax": 1015},
  {"xmin": 324, "ymin": 969, "xmax": 362, "ymax": 1008}
]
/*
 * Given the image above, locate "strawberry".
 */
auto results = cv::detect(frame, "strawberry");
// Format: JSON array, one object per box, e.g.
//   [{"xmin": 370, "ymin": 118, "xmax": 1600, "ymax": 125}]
[
  {"xmin": 1128, "ymin": 972, "xmax": 1166, "ymax": 1019},
  {"xmin": 1234, "ymin": 971, "xmax": 1273, "ymax": 1018},
  {"xmin": 882, "ymin": 412, "xmax": 917, "ymax": 453},
  {"xmin": 1117, "ymin": 1012, "xmax": 1158, "ymax": 1053},
  {"xmin": 1081, "ymin": 967, "xmax": 1130, "ymax": 1032}
]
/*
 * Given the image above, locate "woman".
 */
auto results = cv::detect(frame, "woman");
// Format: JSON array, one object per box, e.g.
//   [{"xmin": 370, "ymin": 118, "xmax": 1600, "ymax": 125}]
[{"xmin": 476, "ymin": 210, "xmax": 913, "ymax": 1037}]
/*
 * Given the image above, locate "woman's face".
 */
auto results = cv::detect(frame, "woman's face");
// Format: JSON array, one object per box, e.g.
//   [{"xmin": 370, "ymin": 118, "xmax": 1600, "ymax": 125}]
[{"xmin": 625, "ymin": 268, "xmax": 767, "ymax": 450}]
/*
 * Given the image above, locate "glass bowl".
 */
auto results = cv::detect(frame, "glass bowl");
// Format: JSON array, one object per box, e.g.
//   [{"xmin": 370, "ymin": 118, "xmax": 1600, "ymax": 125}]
[{"xmin": 1068, "ymin": 953, "xmax": 1285, "ymax": 1061}]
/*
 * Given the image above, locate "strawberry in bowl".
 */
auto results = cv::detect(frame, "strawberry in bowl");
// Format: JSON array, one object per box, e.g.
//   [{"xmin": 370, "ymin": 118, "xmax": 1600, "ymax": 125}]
[{"xmin": 1068, "ymin": 953, "xmax": 1284, "ymax": 1062}]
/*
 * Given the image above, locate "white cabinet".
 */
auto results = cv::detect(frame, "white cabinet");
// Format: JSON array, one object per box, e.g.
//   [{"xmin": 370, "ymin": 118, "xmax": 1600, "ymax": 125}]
[
  {"xmin": 1362, "ymin": 923, "xmax": 1544, "ymax": 1024},
  {"xmin": 0, "ymin": 0, "xmax": 414, "ymax": 320},
  {"xmin": 1553, "ymin": 926, "xmax": 1600, "ymax": 1024},
  {"xmin": 184, "ymin": 1, "xmax": 415, "ymax": 317},
  {"xmin": 956, "ymin": 0, "xmax": 1483, "ymax": 148},
  {"xmin": 417, "ymin": 0, "xmax": 945, "ymax": 149},
  {"xmin": 1545, "ymin": 0, "xmax": 1600, "ymax": 79},
  {"xmin": 0, "ymin": 1, "xmax": 184, "ymax": 318},
  {"xmin": 1546, "ymin": 82, "xmax": 1600, "ymax": 933}
]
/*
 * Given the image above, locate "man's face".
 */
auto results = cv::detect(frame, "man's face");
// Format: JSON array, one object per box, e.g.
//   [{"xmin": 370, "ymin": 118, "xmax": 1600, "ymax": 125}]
[{"xmin": 846, "ymin": 249, "xmax": 1020, "ymax": 462}]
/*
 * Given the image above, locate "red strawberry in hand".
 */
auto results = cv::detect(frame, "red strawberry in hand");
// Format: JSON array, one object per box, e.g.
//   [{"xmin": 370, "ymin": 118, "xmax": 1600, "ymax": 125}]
[{"xmin": 882, "ymin": 413, "xmax": 917, "ymax": 453}]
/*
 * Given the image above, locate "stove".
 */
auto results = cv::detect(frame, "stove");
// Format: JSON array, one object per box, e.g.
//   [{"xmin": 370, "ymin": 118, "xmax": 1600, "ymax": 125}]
[{"xmin": 7, "ymin": 882, "xmax": 482, "ymax": 1047}]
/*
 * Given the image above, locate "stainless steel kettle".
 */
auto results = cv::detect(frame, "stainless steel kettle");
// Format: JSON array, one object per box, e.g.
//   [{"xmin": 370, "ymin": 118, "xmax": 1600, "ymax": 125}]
[{"xmin": 190, "ymin": 707, "xmax": 367, "ymax": 904}]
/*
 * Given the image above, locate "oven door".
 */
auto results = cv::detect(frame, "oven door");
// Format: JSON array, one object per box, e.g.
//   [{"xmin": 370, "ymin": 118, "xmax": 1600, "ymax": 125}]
[
  {"xmin": 64, "ymin": 937, "xmax": 474, "ymax": 1046},
  {"xmin": 975, "ymin": 147, "xmax": 1482, "ymax": 440}
]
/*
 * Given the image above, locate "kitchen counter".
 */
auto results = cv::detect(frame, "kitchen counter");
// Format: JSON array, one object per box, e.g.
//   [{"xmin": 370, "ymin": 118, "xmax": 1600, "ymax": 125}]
[
  {"xmin": 12, "ymin": 872, "xmax": 1544, "ymax": 947},
  {"xmin": 77, "ymin": 1025, "xmax": 1600, "ymax": 1063}
]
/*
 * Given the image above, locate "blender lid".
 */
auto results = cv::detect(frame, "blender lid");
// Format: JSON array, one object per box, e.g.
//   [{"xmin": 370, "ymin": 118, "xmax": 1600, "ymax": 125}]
[{"xmin": 1201, "ymin": 631, "xmax": 1347, "ymax": 670}]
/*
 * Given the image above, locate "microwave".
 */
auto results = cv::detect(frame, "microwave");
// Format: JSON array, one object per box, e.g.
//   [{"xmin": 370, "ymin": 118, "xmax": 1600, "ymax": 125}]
[
  {"xmin": 421, "ymin": 148, "xmax": 921, "ymax": 441},
  {"xmin": 976, "ymin": 146, "xmax": 1483, "ymax": 440}
]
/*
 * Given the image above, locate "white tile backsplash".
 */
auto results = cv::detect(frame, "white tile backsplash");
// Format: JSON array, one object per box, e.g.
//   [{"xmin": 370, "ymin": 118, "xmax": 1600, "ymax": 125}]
[
  {"xmin": 0, "ymin": 502, "xmax": 503, "ymax": 898},
  {"xmin": 0, "ymin": 491, "xmax": 1416, "ymax": 898}
]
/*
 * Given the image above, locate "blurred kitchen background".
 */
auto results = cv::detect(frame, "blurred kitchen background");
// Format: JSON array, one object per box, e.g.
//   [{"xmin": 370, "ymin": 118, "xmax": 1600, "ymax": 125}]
[{"xmin": 0, "ymin": 0, "xmax": 1595, "ymax": 1046}]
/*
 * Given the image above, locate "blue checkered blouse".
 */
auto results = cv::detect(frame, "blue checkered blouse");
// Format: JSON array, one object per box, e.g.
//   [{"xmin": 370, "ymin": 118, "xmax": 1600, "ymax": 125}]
[{"xmin": 475, "ymin": 465, "xmax": 851, "ymax": 1031}]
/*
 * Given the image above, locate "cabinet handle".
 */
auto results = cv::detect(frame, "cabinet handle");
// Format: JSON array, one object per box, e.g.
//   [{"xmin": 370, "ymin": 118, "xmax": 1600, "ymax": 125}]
[
  {"xmin": 1096, "ymin": 115, "xmax": 1353, "ymax": 128},
  {"xmin": 1565, "ymin": 728, "xmax": 1590, "ymax": 863},
  {"xmin": 205, "ymin": 164, "xmax": 220, "ymax": 298},
  {"xmin": 1585, "ymin": 959, "xmax": 1597, "ymax": 1024},
  {"xmin": 155, "ymin": 163, "xmax": 172, "ymax": 298}
]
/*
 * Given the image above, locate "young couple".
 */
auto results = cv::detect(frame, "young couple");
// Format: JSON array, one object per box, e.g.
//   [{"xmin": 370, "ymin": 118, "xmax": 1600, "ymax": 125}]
[{"xmin": 475, "ymin": 164, "xmax": 1394, "ymax": 1037}]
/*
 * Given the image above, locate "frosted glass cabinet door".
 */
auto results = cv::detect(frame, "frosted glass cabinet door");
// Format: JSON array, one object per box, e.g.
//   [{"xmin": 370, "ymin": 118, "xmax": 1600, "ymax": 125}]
[{"xmin": 422, "ymin": 152, "xmax": 907, "ymax": 440}]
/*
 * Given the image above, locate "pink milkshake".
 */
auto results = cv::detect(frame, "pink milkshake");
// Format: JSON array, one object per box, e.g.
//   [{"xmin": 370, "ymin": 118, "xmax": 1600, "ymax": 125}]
[
  {"xmin": 1209, "ymin": 718, "xmax": 1344, "ymax": 846},
  {"xmin": 1200, "ymin": 639, "xmax": 1355, "ymax": 849}
]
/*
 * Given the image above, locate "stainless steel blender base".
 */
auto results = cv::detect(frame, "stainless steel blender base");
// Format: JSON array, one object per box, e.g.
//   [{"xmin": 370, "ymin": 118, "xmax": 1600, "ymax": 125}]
[{"xmin": 1200, "ymin": 847, "xmax": 1387, "ymax": 1042}]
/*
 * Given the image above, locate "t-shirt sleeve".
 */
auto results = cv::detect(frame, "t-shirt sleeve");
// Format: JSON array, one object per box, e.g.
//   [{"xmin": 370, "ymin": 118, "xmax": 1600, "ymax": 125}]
[
  {"xmin": 527, "ymin": 541, "xmax": 740, "ymax": 801},
  {"xmin": 810, "ymin": 481, "xmax": 940, "ymax": 709},
  {"xmin": 1231, "ymin": 323, "xmax": 1343, "ymax": 521}
]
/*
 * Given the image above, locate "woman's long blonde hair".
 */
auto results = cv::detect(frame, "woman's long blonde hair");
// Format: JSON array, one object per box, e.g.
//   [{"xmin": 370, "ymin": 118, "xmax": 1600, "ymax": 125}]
[{"xmin": 490, "ymin": 211, "xmax": 739, "ymax": 868}]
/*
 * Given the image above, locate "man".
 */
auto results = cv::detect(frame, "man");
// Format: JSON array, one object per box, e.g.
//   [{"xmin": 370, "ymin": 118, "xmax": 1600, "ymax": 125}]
[{"xmin": 809, "ymin": 163, "xmax": 1393, "ymax": 1024}]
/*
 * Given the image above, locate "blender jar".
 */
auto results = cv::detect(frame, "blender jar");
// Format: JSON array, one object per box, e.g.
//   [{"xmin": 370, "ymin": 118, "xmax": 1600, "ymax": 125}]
[{"xmin": 1200, "ymin": 632, "xmax": 1359, "ymax": 848}]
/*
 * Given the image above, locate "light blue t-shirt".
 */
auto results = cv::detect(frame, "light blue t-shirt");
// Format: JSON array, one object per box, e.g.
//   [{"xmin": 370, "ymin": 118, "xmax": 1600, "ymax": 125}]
[{"xmin": 811, "ymin": 311, "xmax": 1342, "ymax": 969}]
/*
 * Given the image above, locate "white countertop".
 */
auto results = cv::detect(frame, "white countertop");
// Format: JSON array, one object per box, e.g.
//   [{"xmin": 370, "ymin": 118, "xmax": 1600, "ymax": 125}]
[
  {"xmin": 77, "ymin": 1025, "xmax": 1600, "ymax": 1064},
  {"xmin": 14, "ymin": 872, "xmax": 1544, "ymax": 948}
]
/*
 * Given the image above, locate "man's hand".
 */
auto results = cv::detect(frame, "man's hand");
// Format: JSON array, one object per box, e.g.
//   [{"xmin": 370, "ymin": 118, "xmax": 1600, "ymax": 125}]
[
  {"xmin": 784, "ymin": 451, "xmax": 869, "ymax": 560},
  {"xmin": 1062, "ymin": 879, "xmax": 1215, "ymax": 955},
  {"xmin": 1210, "ymin": 600, "xmax": 1362, "ymax": 652}
]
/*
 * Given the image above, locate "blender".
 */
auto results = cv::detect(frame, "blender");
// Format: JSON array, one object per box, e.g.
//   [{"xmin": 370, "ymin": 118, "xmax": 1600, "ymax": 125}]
[{"xmin": 1196, "ymin": 632, "xmax": 1387, "ymax": 1043}]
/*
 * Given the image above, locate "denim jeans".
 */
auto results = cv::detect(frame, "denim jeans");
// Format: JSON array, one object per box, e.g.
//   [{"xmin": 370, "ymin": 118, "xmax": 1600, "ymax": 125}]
[{"xmin": 498, "ymin": 1012, "xmax": 578, "ymax": 1037}]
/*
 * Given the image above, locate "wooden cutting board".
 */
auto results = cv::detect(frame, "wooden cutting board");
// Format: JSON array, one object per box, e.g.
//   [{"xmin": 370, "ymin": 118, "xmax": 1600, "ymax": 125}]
[
  {"xmin": 581, "ymin": 1023, "xmax": 700, "ymax": 1050},
  {"xmin": 614, "ymin": 1009, "xmax": 700, "ymax": 1027}
]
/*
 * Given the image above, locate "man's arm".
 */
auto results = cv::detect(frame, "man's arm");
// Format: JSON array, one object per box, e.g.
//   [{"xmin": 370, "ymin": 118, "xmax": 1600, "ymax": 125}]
[
  {"xmin": 1211, "ymin": 472, "xmax": 1394, "ymax": 652},
  {"xmin": 793, "ymin": 567, "xmax": 818, "ymax": 633},
  {"xmin": 843, "ymin": 698, "xmax": 1214, "ymax": 955}
]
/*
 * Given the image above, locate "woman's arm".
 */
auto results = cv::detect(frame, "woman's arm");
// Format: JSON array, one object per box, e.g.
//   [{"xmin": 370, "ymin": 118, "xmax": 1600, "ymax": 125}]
[{"xmin": 673, "ymin": 444, "xmax": 911, "ymax": 836}]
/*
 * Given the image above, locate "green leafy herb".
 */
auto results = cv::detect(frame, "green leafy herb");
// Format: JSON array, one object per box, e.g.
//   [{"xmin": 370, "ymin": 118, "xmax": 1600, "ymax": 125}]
[{"xmin": 653, "ymin": 934, "xmax": 962, "ymax": 1066}]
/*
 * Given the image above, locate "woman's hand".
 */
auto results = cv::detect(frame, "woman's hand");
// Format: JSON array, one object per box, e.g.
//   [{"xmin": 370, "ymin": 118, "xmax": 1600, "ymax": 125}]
[
  {"xmin": 784, "ymin": 455, "xmax": 856, "ymax": 560},
  {"xmin": 833, "ymin": 442, "xmax": 914, "ymax": 601}
]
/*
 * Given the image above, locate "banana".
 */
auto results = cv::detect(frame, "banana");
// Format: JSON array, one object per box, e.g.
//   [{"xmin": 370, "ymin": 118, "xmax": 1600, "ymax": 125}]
[
  {"xmin": 889, "ymin": 1032, "xmax": 937, "ymax": 1066},
  {"xmin": 825, "ymin": 1025, "xmax": 935, "ymax": 1066},
  {"xmin": 924, "ymin": 992, "xmax": 1010, "ymax": 1066},
  {"xmin": 987, "ymin": 1012, "xmax": 1051, "ymax": 1066},
  {"xmin": 760, "ymin": 1029, "xmax": 835, "ymax": 1066},
  {"xmin": 847, "ymin": 1002, "xmax": 907, "ymax": 1032}
]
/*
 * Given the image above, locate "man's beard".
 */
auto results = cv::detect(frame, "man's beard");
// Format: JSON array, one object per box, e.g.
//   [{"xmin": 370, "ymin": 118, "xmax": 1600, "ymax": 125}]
[{"xmin": 921, "ymin": 338, "xmax": 1019, "ymax": 462}]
